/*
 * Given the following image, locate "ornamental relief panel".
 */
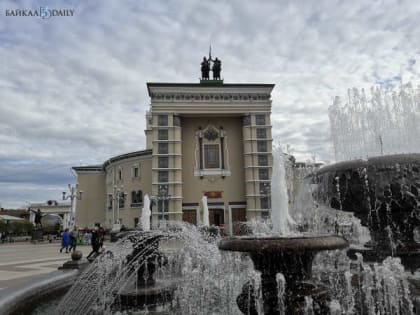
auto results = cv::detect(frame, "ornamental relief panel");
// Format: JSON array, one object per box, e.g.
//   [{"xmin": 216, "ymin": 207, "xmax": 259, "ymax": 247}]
[{"xmin": 150, "ymin": 93, "xmax": 270, "ymax": 102}]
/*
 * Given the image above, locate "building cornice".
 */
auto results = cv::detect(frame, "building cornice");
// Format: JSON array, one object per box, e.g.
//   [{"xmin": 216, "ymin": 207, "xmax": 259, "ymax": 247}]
[
  {"xmin": 147, "ymin": 82, "xmax": 275, "ymax": 95},
  {"xmin": 148, "ymin": 83, "xmax": 274, "ymax": 107},
  {"xmin": 103, "ymin": 149, "xmax": 152, "ymax": 168},
  {"xmin": 72, "ymin": 149, "xmax": 152, "ymax": 173}
]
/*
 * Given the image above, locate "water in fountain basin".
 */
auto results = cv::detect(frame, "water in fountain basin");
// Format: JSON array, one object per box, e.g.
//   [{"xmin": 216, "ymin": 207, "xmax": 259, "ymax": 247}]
[
  {"xmin": 49, "ymin": 219, "xmax": 418, "ymax": 315},
  {"xmin": 55, "ymin": 223, "xmax": 257, "ymax": 315}
]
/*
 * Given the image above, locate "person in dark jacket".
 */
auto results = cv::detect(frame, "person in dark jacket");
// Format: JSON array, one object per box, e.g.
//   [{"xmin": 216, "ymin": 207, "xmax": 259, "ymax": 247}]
[
  {"xmin": 86, "ymin": 226, "xmax": 100, "ymax": 260},
  {"xmin": 59, "ymin": 228, "xmax": 70, "ymax": 253}
]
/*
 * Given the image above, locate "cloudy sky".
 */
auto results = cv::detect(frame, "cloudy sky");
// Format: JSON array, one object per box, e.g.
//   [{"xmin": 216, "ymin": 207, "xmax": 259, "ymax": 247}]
[{"xmin": 1, "ymin": 0, "xmax": 420, "ymax": 208}]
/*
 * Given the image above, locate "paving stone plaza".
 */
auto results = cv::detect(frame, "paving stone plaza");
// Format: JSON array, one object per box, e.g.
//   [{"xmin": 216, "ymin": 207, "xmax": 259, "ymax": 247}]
[{"xmin": 0, "ymin": 242, "xmax": 99, "ymax": 291}]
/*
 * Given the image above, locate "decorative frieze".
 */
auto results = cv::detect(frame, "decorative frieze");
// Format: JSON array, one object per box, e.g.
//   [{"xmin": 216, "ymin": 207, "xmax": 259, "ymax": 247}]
[{"xmin": 150, "ymin": 92, "xmax": 270, "ymax": 102}]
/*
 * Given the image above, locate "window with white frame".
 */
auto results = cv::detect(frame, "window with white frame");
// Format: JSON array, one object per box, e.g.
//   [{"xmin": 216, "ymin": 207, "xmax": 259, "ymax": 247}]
[
  {"xmin": 257, "ymin": 141, "xmax": 267, "ymax": 152},
  {"xmin": 259, "ymin": 168, "xmax": 269, "ymax": 180},
  {"xmin": 204, "ymin": 144, "xmax": 220, "ymax": 169},
  {"xmin": 258, "ymin": 155, "xmax": 268, "ymax": 166},
  {"xmin": 158, "ymin": 156, "xmax": 169, "ymax": 168},
  {"xmin": 158, "ymin": 129, "xmax": 168, "ymax": 140},
  {"xmin": 132, "ymin": 164, "xmax": 140, "ymax": 178},
  {"xmin": 131, "ymin": 190, "xmax": 143, "ymax": 206},
  {"xmin": 158, "ymin": 115, "xmax": 168, "ymax": 126},
  {"xmin": 256, "ymin": 114, "xmax": 266, "ymax": 125},
  {"xmin": 256, "ymin": 128, "xmax": 267, "ymax": 139},
  {"xmin": 158, "ymin": 170, "xmax": 169, "ymax": 182},
  {"xmin": 158, "ymin": 143, "xmax": 168, "ymax": 154}
]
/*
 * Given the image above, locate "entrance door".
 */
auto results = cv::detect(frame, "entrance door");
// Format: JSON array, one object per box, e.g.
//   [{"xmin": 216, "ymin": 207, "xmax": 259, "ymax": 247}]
[
  {"xmin": 182, "ymin": 210, "xmax": 197, "ymax": 225},
  {"xmin": 232, "ymin": 208, "xmax": 246, "ymax": 235},
  {"xmin": 209, "ymin": 209, "xmax": 224, "ymax": 226}
]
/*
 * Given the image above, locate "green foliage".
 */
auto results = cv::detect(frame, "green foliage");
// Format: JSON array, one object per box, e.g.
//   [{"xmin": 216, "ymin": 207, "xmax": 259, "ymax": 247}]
[{"xmin": 0, "ymin": 220, "xmax": 33, "ymax": 235}]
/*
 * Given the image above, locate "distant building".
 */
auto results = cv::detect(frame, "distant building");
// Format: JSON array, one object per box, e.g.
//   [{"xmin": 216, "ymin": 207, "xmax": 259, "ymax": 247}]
[
  {"xmin": 73, "ymin": 77, "xmax": 275, "ymax": 234},
  {"xmin": 0, "ymin": 209, "xmax": 29, "ymax": 220},
  {"xmin": 28, "ymin": 201, "xmax": 71, "ymax": 229}
]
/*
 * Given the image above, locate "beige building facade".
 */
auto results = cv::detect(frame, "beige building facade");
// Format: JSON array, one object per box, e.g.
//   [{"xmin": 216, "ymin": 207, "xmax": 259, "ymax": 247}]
[{"xmin": 73, "ymin": 82, "xmax": 274, "ymax": 234}]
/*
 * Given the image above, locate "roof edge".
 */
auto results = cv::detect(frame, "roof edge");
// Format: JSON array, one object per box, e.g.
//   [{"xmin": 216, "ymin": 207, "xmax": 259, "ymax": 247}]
[{"xmin": 147, "ymin": 82, "xmax": 275, "ymax": 96}]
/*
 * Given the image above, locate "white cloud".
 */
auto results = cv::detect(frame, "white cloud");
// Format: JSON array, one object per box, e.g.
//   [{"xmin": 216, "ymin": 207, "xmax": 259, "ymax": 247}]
[{"xmin": 1, "ymin": 0, "xmax": 420, "ymax": 207}]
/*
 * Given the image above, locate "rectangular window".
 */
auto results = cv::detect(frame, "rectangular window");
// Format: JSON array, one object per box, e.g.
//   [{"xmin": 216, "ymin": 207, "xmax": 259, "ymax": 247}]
[
  {"xmin": 242, "ymin": 115, "xmax": 251, "ymax": 126},
  {"xmin": 158, "ymin": 129, "xmax": 168, "ymax": 140},
  {"xmin": 131, "ymin": 165, "xmax": 139, "ymax": 178},
  {"xmin": 158, "ymin": 156, "xmax": 169, "ymax": 168},
  {"xmin": 261, "ymin": 197, "xmax": 269, "ymax": 209},
  {"xmin": 256, "ymin": 128, "xmax": 266, "ymax": 139},
  {"xmin": 260, "ymin": 182, "xmax": 270, "ymax": 195},
  {"xmin": 259, "ymin": 168, "xmax": 269, "ymax": 180},
  {"xmin": 257, "ymin": 141, "xmax": 267, "ymax": 152},
  {"xmin": 131, "ymin": 190, "xmax": 143, "ymax": 206},
  {"xmin": 158, "ymin": 171, "xmax": 168, "ymax": 182},
  {"xmin": 118, "ymin": 168, "xmax": 123, "ymax": 180},
  {"xmin": 158, "ymin": 115, "xmax": 168, "ymax": 126},
  {"xmin": 258, "ymin": 155, "xmax": 268, "ymax": 166},
  {"xmin": 256, "ymin": 114, "xmax": 266, "ymax": 125},
  {"xmin": 204, "ymin": 144, "xmax": 220, "ymax": 169},
  {"xmin": 158, "ymin": 143, "xmax": 168, "ymax": 154}
]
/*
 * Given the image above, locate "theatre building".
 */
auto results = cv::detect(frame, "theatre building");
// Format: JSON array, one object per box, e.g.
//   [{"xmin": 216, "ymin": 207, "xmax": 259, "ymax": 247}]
[{"xmin": 73, "ymin": 65, "xmax": 274, "ymax": 234}]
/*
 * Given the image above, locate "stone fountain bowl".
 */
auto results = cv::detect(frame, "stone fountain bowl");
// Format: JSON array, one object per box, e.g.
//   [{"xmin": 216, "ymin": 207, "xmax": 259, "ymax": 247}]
[
  {"xmin": 309, "ymin": 153, "xmax": 420, "ymax": 269},
  {"xmin": 219, "ymin": 235, "xmax": 348, "ymax": 314}
]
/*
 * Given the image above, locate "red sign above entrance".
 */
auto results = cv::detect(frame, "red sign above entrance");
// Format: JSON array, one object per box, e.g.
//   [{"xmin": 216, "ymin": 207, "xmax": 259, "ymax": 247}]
[{"xmin": 204, "ymin": 191, "xmax": 222, "ymax": 199}]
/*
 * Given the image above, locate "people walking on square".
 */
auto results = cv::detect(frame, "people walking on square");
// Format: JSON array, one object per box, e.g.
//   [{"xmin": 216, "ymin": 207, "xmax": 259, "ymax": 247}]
[
  {"xmin": 68, "ymin": 227, "xmax": 78, "ymax": 252},
  {"xmin": 98, "ymin": 224, "xmax": 105, "ymax": 251},
  {"xmin": 59, "ymin": 228, "xmax": 70, "ymax": 253},
  {"xmin": 84, "ymin": 229, "xmax": 91, "ymax": 245},
  {"xmin": 86, "ymin": 226, "xmax": 100, "ymax": 261}
]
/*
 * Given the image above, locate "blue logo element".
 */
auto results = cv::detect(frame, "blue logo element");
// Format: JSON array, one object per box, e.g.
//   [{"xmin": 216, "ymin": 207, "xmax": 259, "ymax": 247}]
[{"xmin": 40, "ymin": 6, "xmax": 50, "ymax": 19}]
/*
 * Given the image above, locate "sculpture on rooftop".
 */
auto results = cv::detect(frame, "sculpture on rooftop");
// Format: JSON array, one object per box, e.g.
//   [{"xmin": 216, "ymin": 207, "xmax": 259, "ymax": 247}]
[
  {"xmin": 200, "ymin": 48, "xmax": 222, "ymax": 80},
  {"xmin": 201, "ymin": 57, "xmax": 210, "ymax": 80},
  {"xmin": 212, "ymin": 57, "xmax": 221, "ymax": 80}
]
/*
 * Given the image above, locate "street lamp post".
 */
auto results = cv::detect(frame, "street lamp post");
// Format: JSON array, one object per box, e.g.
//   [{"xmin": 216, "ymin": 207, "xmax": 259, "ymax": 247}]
[{"xmin": 62, "ymin": 184, "xmax": 83, "ymax": 230}]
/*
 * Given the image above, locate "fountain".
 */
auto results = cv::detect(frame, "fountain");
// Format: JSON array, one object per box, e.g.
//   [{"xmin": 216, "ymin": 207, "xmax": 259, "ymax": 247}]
[
  {"xmin": 202, "ymin": 195, "xmax": 210, "ymax": 227},
  {"xmin": 141, "ymin": 194, "xmax": 151, "ymax": 231},
  {"xmin": 7, "ymin": 84, "xmax": 420, "ymax": 315},
  {"xmin": 219, "ymin": 147, "xmax": 349, "ymax": 314},
  {"xmin": 329, "ymin": 84, "xmax": 420, "ymax": 161},
  {"xmin": 300, "ymin": 84, "xmax": 420, "ymax": 271}
]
